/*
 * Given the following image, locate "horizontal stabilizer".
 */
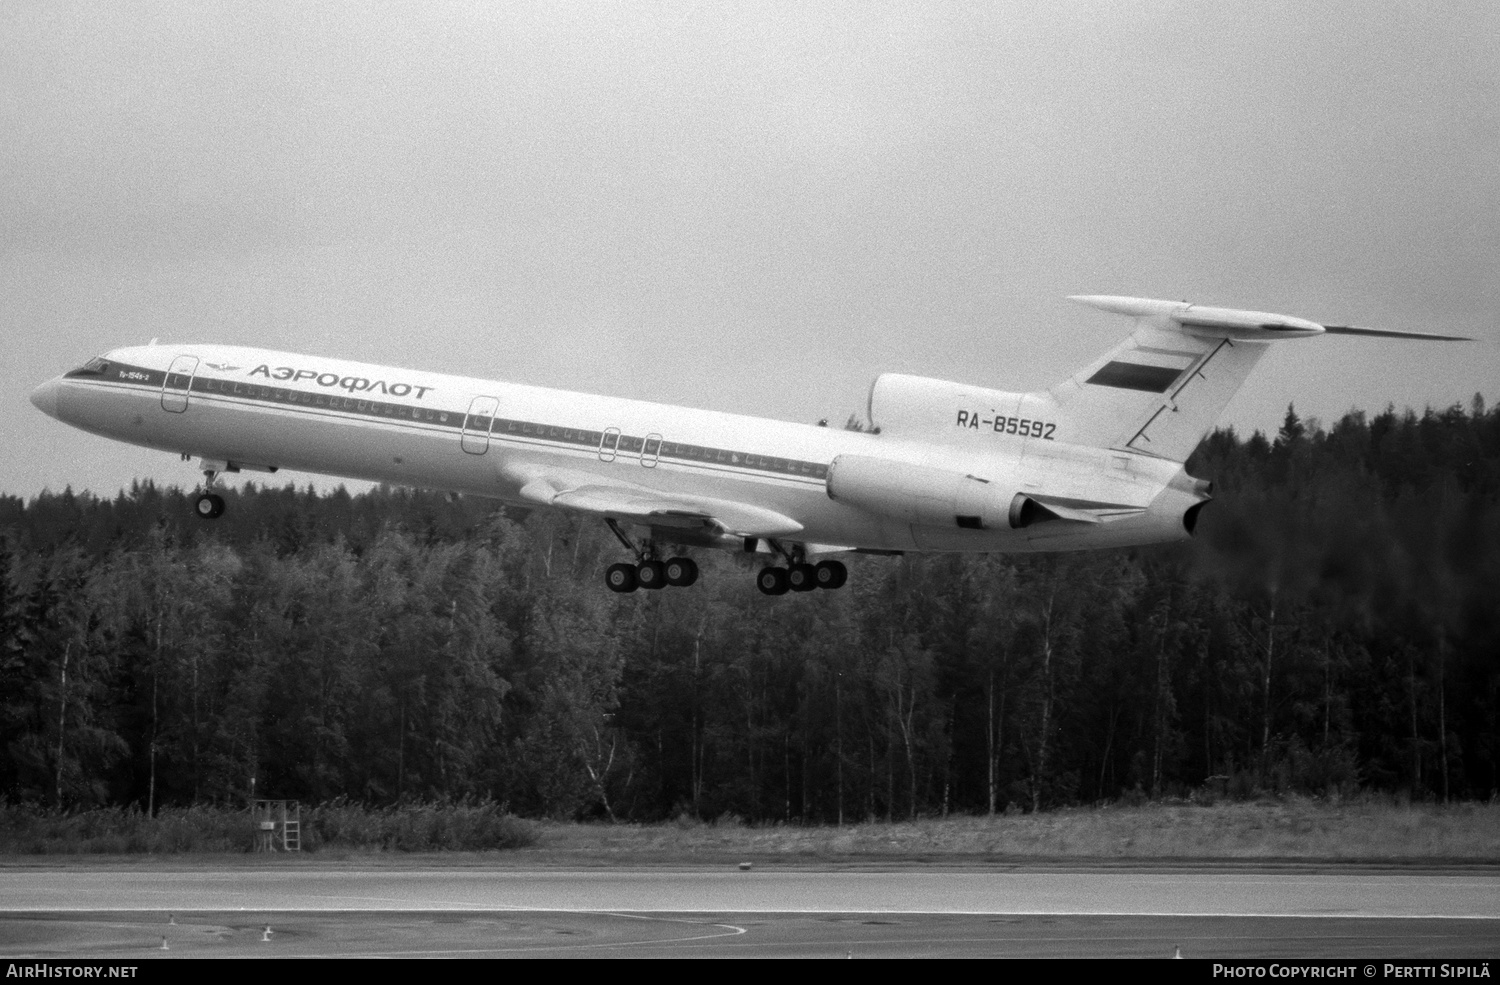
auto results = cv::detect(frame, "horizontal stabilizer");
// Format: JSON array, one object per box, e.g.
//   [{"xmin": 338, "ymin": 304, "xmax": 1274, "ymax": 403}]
[
  {"xmin": 1068, "ymin": 295, "xmax": 1324, "ymax": 340},
  {"xmin": 1322, "ymin": 325, "xmax": 1474, "ymax": 342},
  {"xmin": 1051, "ymin": 295, "xmax": 1478, "ymax": 462},
  {"xmin": 1070, "ymin": 295, "xmax": 1477, "ymax": 342}
]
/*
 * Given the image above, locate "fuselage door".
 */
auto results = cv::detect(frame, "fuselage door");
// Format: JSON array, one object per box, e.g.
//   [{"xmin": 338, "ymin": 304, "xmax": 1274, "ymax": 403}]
[
  {"xmin": 161, "ymin": 355, "xmax": 199, "ymax": 413},
  {"xmin": 598, "ymin": 427, "xmax": 621, "ymax": 462},
  {"xmin": 461, "ymin": 395, "xmax": 500, "ymax": 454},
  {"xmin": 641, "ymin": 433, "xmax": 662, "ymax": 468}
]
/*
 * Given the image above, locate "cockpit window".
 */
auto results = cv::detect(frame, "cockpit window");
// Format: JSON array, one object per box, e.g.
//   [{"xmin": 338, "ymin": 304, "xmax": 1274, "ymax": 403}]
[{"xmin": 65, "ymin": 356, "xmax": 112, "ymax": 379}]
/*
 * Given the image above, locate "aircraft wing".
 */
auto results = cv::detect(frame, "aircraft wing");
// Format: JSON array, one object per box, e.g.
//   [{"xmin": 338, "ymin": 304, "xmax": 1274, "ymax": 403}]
[{"xmin": 507, "ymin": 464, "xmax": 804, "ymax": 538}]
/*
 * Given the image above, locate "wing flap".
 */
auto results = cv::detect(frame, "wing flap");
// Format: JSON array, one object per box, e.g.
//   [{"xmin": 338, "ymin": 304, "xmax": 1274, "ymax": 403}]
[{"xmin": 508, "ymin": 464, "xmax": 803, "ymax": 538}]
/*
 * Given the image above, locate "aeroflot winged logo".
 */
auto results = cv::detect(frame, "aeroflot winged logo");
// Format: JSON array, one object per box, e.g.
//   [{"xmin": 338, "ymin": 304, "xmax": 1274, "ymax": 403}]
[{"xmin": 247, "ymin": 364, "xmax": 435, "ymax": 399}]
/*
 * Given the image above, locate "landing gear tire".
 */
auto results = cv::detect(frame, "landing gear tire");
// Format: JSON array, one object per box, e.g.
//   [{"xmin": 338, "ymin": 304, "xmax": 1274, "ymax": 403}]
[
  {"xmin": 664, "ymin": 557, "xmax": 699, "ymax": 587},
  {"xmin": 814, "ymin": 559, "xmax": 848, "ymax": 590},
  {"xmin": 194, "ymin": 492, "xmax": 225, "ymax": 520},
  {"xmin": 787, "ymin": 563, "xmax": 818, "ymax": 592},
  {"xmin": 605, "ymin": 563, "xmax": 638, "ymax": 593},
  {"xmin": 637, "ymin": 560, "xmax": 667, "ymax": 590},
  {"xmin": 756, "ymin": 566, "xmax": 790, "ymax": 596}
]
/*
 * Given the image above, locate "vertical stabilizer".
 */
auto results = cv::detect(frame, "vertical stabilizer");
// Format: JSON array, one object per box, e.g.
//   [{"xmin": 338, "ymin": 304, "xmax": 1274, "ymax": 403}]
[{"xmin": 1043, "ymin": 296, "xmax": 1316, "ymax": 461}]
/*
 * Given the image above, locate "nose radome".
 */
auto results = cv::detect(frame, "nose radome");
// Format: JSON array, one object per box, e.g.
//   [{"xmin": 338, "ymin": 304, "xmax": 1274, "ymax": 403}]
[{"xmin": 30, "ymin": 378, "xmax": 60, "ymax": 418}]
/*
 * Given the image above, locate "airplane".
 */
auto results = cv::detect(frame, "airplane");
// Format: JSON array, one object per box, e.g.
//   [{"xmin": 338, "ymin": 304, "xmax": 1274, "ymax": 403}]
[{"xmin": 29, "ymin": 295, "xmax": 1471, "ymax": 595}]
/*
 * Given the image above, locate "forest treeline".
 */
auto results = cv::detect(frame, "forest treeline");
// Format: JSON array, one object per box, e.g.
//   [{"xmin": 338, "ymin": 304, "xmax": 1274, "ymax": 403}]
[{"xmin": 2, "ymin": 400, "xmax": 1497, "ymax": 820}]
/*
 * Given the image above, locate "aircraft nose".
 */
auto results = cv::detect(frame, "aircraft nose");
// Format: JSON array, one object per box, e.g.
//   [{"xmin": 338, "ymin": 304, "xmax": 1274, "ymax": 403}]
[{"xmin": 30, "ymin": 378, "xmax": 61, "ymax": 418}]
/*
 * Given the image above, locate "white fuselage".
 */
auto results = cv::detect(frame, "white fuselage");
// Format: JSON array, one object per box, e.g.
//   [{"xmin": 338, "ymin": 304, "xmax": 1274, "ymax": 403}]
[{"xmin": 32, "ymin": 344, "xmax": 1200, "ymax": 555}]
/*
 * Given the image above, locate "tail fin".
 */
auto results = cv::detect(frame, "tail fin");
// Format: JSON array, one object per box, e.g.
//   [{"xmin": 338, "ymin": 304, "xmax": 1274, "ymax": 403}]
[
  {"xmin": 1043, "ymin": 296, "xmax": 1327, "ymax": 461},
  {"xmin": 866, "ymin": 296, "xmax": 1468, "ymax": 459}
]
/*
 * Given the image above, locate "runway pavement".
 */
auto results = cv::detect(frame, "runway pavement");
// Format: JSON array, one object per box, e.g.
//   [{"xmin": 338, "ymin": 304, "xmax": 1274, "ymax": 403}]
[{"xmin": 1, "ymin": 864, "xmax": 1495, "ymax": 958}]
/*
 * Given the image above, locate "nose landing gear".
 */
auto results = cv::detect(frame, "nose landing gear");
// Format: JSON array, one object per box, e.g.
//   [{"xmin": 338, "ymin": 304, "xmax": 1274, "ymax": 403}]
[
  {"xmin": 193, "ymin": 460, "xmax": 226, "ymax": 520},
  {"xmin": 194, "ymin": 491, "xmax": 225, "ymax": 519}
]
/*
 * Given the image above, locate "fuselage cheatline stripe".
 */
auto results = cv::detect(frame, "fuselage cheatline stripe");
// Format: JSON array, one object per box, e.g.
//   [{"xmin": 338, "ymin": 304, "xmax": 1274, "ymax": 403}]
[{"xmin": 69, "ymin": 362, "xmax": 830, "ymax": 485}]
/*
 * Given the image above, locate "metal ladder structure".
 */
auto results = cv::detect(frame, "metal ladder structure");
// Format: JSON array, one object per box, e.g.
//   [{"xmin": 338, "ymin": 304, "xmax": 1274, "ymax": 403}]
[{"xmin": 252, "ymin": 799, "xmax": 301, "ymax": 852}]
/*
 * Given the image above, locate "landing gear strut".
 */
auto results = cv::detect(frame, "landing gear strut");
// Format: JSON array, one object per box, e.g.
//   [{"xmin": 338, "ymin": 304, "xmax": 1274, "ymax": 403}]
[
  {"xmin": 602, "ymin": 519, "xmax": 698, "ymax": 594},
  {"xmin": 193, "ymin": 463, "xmax": 225, "ymax": 520}
]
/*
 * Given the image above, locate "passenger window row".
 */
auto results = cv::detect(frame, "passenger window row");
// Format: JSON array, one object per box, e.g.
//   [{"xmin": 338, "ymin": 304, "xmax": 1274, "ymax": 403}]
[{"xmin": 192, "ymin": 377, "xmax": 828, "ymax": 480}]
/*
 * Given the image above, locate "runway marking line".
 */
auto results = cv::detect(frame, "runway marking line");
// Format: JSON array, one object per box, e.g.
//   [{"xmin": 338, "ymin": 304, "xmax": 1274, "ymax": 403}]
[
  {"xmin": 4, "ymin": 907, "xmax": 1496, "ymax": 919},
  {"xmin": 280, "ymin": 912, "xmax": 749, "ymax": 958}
]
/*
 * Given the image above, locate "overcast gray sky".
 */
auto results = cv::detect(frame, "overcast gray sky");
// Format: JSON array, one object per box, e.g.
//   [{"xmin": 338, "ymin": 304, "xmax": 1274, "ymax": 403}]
[{"xmin": 4, "ymin": 0, "xmax": 1497, "ymax": 500}]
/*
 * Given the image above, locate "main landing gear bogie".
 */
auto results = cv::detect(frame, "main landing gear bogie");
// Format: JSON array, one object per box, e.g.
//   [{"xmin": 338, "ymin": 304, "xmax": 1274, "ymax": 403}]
[
  {"xmin": 599, "ymin": 520, "xmax": 843, "ymax": 597},
  {"xmin": 757, "ymin": 559, "xmax": 847, "ymax": 596},
  {"xmin": 605, "ymin": 557, "xmax": 698, "ymax": 594},
  {"xmin": 601, "ymin": 517, "xmax": 702, "ymax": 594}
]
